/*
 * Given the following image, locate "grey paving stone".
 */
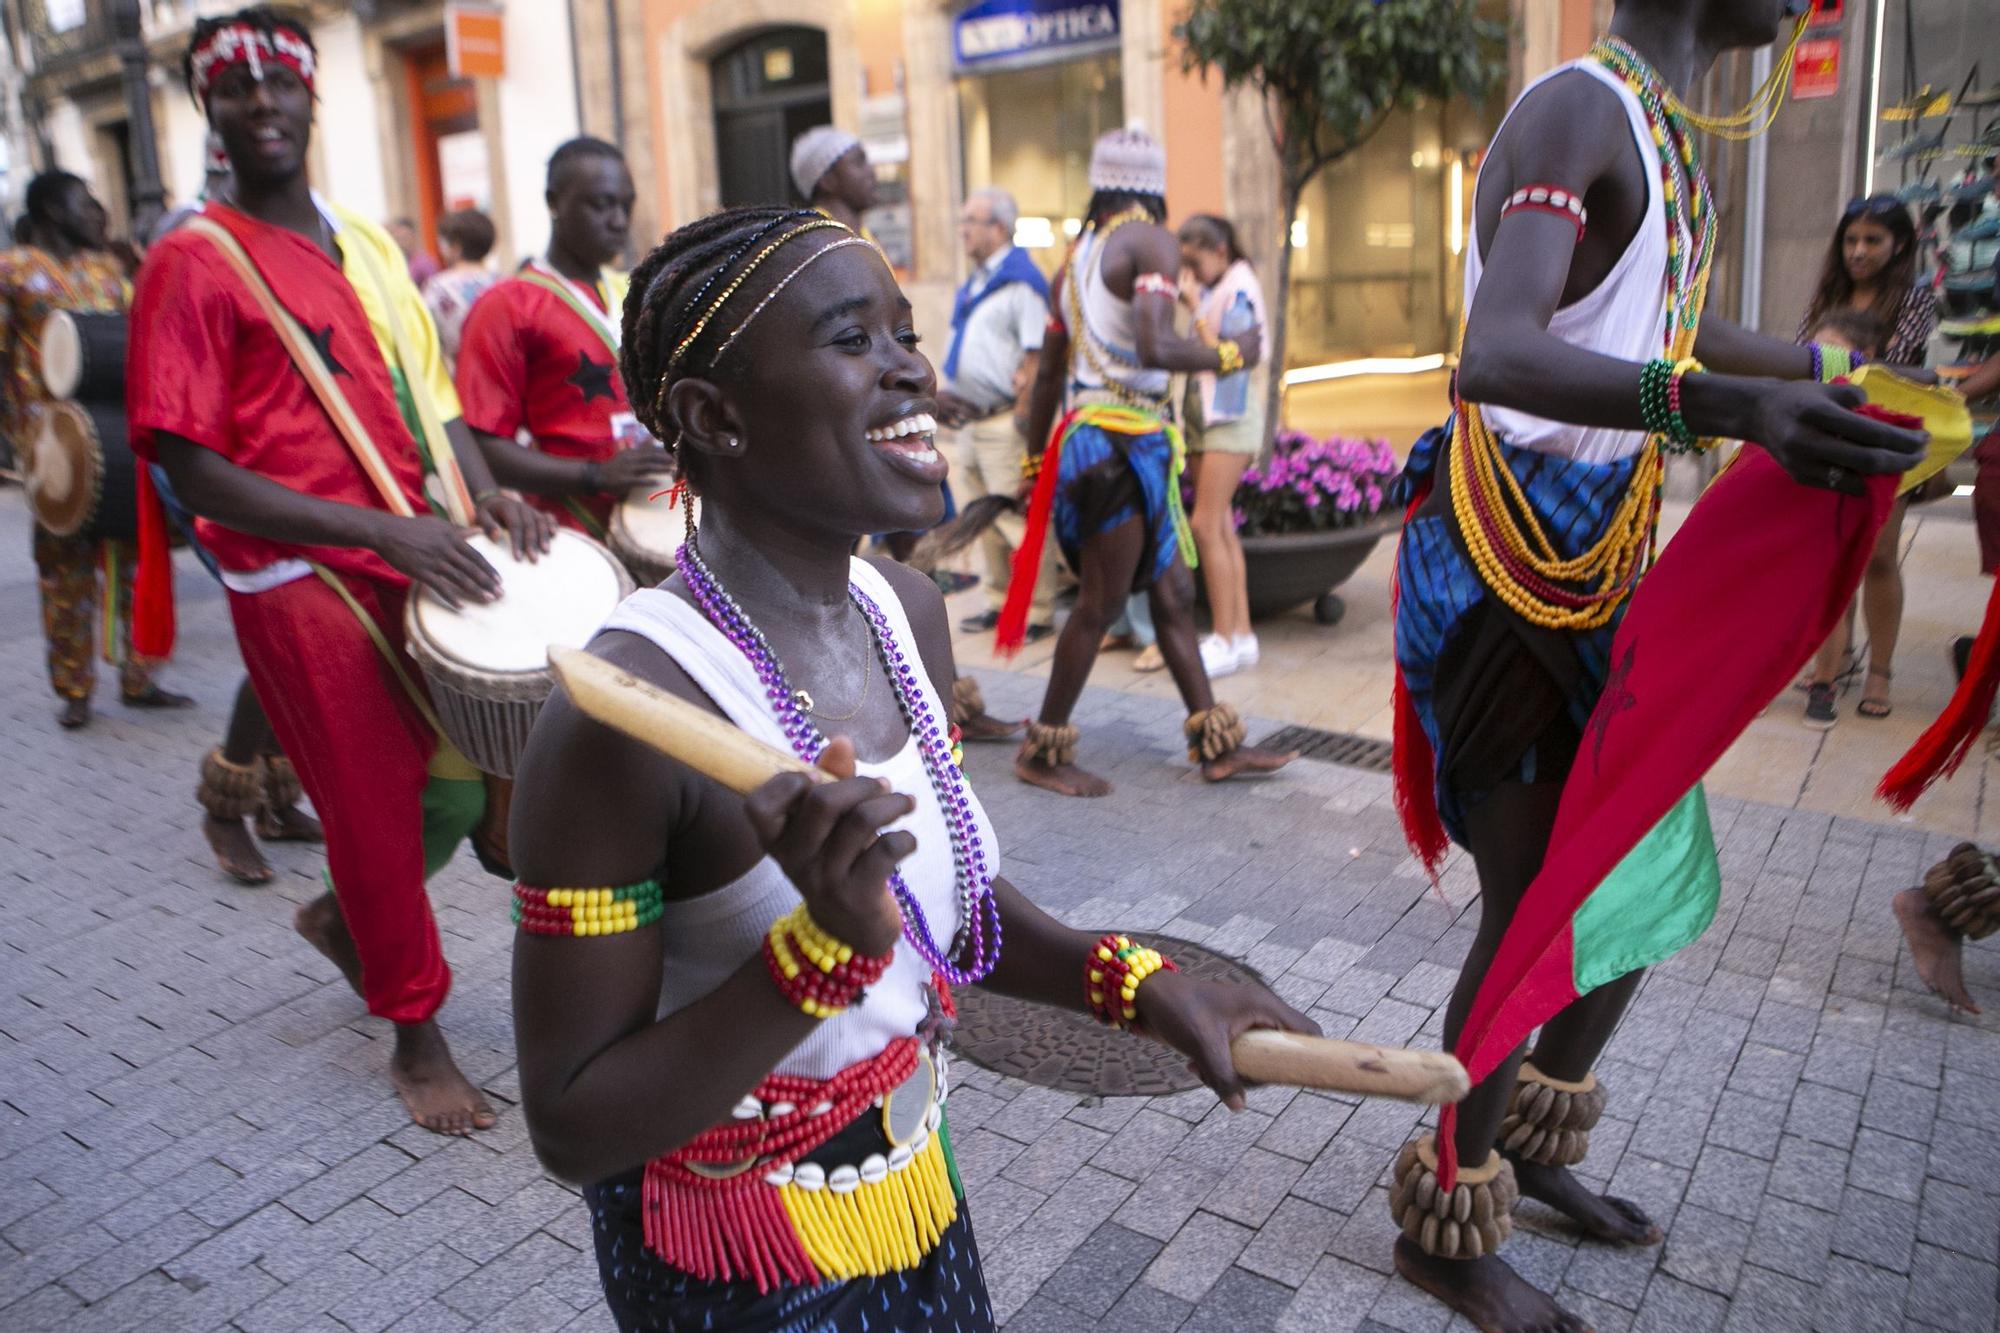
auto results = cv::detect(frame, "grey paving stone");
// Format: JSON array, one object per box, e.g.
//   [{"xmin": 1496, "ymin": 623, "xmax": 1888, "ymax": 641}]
[
  {"xmin": 1682, "ymin": 1144, "xmax": 1772, "ymax": 1224},
  {"xmin": 1259, "ymin": 1092, "xmax": 1354, "ymax": 1163},
  {"xmin": 1098, "ymin": 1279, "xmax": 1194, "ymax": 1331},
  {"xmin": 1141, "ymin": 1209, "xmax": 1253, "ymax": 1303},
  {"xmin": 1859, "ymin": 1075, "xmax": 1939, "ymax": 1142},
  {"xmin": 1090, "ymin": 1107, "xmax": 1191, "ymax": 1181},
  {"xmin": 1915, "ymin": 1177, "xmax": 2000, "ymax": 1262},
  {"xmin": 1237, "ymin": 1196, "xmax": 1339, "ymax": 1289},
  {"xmin": 1632, "ymin": 1271, "xmax": 1727, "ymax": 1333},
  {"xmin": 1002, "ymin": 1292, "xmax": 1093, "ymax": 1332},
  {"xmin": 1204, "ymin": 1147, "xmax": 1306, "ymax": 1229},
  {"xmin": 1902, "ymin": 1243, "xmax": 1999, "ymax": 1332},
  {"xmin": 1707, "ymin": 1091, "xmax": 1788, "ymax": 1159},
  {"xmin": 1658, "ymin": 1202, "xmax": 1751, "ymax": 1295},
  {"xmin": 1000, "ymin": 1119, "xmax": 1112, "ymax": 1194},
  {"xmin": 1274, "ymin": 1255, "xmax": 1390, "ymax": 1333},
  {"xmin": 1718, "ymin": 1264, "xmax": 1818, "ymax": 1333},
  {"xmin": 1847, "ymin": 1127, "xmax": 1929, "ymax": 1204},
  {"xmin": 1181, "ymin": 1264, "xmax": 1295, "ymax": 1332},
  {"xmin": 1746, "ymin": 1197, "xmax": 1836, "ymax": 1284},
  {"xmin": 1036, "ymin": 1222, "xmax": 1161, "ymax": 1318},
  {"xmin": 1786, "ymin": 1083, "xmax": 1863, "ymax": 1150},
  {"xmin": 1829, "ymin": 1187, "xmax": 1919, "ymax": 1274},
  {"xmin": 1119, "ymin": 1158, "xmax": 1226, "ymax": 1244}
]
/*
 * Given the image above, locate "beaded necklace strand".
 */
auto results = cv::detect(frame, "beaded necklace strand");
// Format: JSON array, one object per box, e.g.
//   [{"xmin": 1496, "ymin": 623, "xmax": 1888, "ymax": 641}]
[
  {"xmin": 1063, "ymin": 207, "xmax": 1166, "ymax": 409},
  {"xmin": 676, "ymin": 536, "xmax": 1002, "ymax": 985},
  {"xmin": 1445, "ymin": 39, "xmax": 1719, "ymax": 631}
]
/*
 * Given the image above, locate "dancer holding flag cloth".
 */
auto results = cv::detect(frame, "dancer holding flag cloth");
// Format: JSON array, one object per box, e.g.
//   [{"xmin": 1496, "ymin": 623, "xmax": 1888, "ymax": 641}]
[{"xmin": 1386, "ymin": 0, "xmax": 1926, "ymax": 1327}]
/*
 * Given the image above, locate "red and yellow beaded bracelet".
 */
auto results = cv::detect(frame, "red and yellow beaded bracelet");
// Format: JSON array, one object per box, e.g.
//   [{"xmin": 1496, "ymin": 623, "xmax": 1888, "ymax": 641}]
[
  {"xmin": 1085, "ymin": 933, "xmax": 1179, "ymax": 1030},
  {"xmin": 763, "ymin": 903, "xmax": 895, "ymax": 1018},
  {"xmin": 513, "ymin": 879, "xmax": 665, "ymax": 937}
]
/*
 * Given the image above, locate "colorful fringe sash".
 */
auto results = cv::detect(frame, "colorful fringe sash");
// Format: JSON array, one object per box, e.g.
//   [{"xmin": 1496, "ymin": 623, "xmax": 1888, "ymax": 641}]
[
  {"xmin": 642, "ymin": 1034, "xmax": 960, "ymax": 1293},
  {"xmin": 996, "ymin": 402, "xmax": 1194, "ymax": 654}
]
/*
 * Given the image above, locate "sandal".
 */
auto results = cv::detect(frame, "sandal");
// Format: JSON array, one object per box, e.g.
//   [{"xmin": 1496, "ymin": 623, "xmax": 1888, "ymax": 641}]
[
  {"xmin": 1133, "ymin": 643, "xmax": 1165, "ymax": 673},
  {"xmin": 1858, "ymin": 668, "xmax": 1892, "ymax": 719}
]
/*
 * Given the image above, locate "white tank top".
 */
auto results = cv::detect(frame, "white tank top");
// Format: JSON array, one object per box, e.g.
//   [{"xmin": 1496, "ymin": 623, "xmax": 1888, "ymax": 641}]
[
  {"xmin": 1069, "ymin": 228, "xmax": 1172, "ymax": 403},
  {"xmin": 596, "ymin": 559, "xmax": 999, "ymax": 1082},
  {"xmin": 1466, "ymin": 59, "xmax": 1675, "ymax": 465}
]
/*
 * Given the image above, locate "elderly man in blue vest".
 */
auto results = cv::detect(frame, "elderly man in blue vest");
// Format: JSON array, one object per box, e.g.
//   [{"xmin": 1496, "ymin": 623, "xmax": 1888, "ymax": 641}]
[{"xmin": 938, "ymin": 186, "xmax": 1055, "ymax": 643}]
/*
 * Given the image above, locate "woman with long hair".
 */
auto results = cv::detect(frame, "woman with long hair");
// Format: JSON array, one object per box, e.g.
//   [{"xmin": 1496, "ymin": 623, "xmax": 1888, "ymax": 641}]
[
  {"xmin": 1178, "ymin": 214, "xmax": 1267, "ymax": 677},
  {"xmin": 1796, "ymin": 195, "xmax": 1939, "ymax": 721},
  {"xmin": 506, "ymin": 205, "xmax": 1315, "ymax": 1330}
]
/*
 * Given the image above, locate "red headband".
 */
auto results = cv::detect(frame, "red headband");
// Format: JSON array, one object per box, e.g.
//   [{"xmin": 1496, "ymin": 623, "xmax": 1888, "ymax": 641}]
[{"xmin": 189, "ymin": 23, "xmax": 316, "ymax": 108}]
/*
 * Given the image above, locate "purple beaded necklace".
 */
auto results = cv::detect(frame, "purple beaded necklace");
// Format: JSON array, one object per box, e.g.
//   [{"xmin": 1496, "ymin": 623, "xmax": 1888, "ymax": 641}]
[{"xmin": 676, "ymin": 535, "xmax": 1001, "ymax": 984}]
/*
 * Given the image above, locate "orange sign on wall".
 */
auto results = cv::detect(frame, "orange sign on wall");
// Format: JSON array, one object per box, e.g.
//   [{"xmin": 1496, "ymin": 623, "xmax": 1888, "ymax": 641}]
[
  {"xmin": 446, "ymin": 3, "xmax": 504, "ymax": 80},
  {"xmin": 1793, "ymin": 36, "xmax": 1841, "ymax": 100}
]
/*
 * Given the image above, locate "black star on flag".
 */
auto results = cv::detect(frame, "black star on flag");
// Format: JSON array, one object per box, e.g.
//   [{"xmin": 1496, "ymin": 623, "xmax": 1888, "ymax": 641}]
[
  {"xmin": 567, "ymin": 351, "xmax": 616, "ymax": 404},
  {"xmin": 304, "ymin": 323, "xmax": 347, "ymax": 377}
]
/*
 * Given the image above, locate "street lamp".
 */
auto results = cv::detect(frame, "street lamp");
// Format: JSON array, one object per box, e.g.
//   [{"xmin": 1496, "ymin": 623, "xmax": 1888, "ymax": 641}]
[{"xmin": 107, "ymin": 0, "xmax": 165, "ymax": 236}]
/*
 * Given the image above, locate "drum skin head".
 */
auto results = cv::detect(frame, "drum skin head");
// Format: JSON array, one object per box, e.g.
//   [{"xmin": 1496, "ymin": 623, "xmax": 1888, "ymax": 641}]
[
  {"xmin": 26, "ymin": 402, "xmax": 101, "ymax": 537},
  {"xmin": 409, "ymin": 530, "xmax": 630, "ymax": 673},
  {"xmin": 39, "ymin": 311, "xmax": 80, "ymax": 400}
]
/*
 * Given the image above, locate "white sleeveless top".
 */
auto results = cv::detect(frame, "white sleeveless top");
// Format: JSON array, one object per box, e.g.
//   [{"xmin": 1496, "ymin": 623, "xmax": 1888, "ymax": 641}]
[
  {"xmin": 596, "ymin": 558, "xmax": 999, "ymax": 1082},
  {"xmin": 1069, "ymin": 228, "xmax": 1172, "ymax": 403},
  {"xmin": 1466, "ymin": 59, "xmax": 1676, "ymax": 465}
]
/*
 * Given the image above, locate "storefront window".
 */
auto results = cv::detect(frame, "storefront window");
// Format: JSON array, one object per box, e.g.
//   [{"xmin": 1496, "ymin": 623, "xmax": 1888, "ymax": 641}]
[
  {"xmin": 1286, "ymin": 95, "xmax": 1500, "ymax": 366},
  {"xmin": 958, "ymin": 54, "xmax": 1122, "ymax": 266}
]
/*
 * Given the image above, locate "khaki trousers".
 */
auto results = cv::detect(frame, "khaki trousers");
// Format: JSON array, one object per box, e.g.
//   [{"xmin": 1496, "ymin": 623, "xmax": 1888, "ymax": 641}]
[{"xmin": 953, "ymin": 415, "xmax": 1055, "ymax": 625}]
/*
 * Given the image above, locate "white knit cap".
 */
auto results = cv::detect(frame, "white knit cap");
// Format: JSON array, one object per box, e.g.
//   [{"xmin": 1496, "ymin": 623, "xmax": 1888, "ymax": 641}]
[
  {"xmin": 790, "ymin": 125, "xmax": 863, "ymax": 201},
  {"xmin": 1088, "ymin": 125, "xmax": 1167, "ymax": 198}
]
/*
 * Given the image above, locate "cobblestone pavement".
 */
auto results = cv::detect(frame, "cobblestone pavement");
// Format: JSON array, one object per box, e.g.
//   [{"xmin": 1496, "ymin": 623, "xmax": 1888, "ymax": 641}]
[{"xmin": 2, "ymin": 491, "xmax": 1997, "ymax": 1332}]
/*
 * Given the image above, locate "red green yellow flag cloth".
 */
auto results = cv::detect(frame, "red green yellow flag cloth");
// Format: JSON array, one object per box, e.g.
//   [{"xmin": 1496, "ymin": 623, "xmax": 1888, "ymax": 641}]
[{"xmin": 1435, "ymin": 444, "xmax": 1900, "ymax": 1188}]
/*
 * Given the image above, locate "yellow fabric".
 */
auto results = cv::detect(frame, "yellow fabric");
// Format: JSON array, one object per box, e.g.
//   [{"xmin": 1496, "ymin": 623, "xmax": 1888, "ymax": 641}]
[
  {"xmin": 1845, "ymin": 365, "xmax": 1975, "ymax": 497},
  {"xmin": 327, "ymin": 204, "xmax": 462, "ymax": 421}
]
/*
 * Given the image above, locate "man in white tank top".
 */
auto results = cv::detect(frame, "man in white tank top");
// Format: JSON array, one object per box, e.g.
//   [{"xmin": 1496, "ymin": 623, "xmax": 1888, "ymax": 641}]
[
  {"xmin": 1004, "ymin": 127, "xmax": 1294, "ymax": 797},
  {"xmin": 1386, "ymin": 1, "xmax": 1926, "ymax": 1328}
]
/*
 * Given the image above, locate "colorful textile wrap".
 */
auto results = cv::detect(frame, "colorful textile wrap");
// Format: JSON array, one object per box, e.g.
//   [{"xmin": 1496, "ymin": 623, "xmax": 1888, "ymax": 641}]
[
  {"xmin": 1434, "ymin": 442, "xmax": 1899, "ymax": 1188},
  {"xmin": 188, "ymin": 21, "xmax": 316, "ymax": 108},
  {"xmin": 995, "ymin": 403, "xmax": 1193, "ymax": 654},
  {"xmin": 642, "ymin": 1031, "xmax": 962, "ymax": 1292},
  {"xmin": 512, "ymin": 880, "xmax": 664, "ymax": 937},
  {"xmin": 1393, "ymin": 424, "xmax": 1638, "ymax": 854}
]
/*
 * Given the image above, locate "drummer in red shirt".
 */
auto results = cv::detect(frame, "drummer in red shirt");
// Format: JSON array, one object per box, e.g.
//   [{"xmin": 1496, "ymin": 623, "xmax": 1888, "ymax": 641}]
[
  {"xmin": 457, "ymin": 137, "xmax": 673, "ymax": 538},
  {"xmin": 129, "ymin": 8, "xmax": 551, "ymax": 1137}
]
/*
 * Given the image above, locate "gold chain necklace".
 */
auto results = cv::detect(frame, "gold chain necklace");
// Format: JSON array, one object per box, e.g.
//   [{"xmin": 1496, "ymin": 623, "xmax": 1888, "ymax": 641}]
[{"xmin": 798, "ymin": 612, "xmax": 874, "ymax": 721}]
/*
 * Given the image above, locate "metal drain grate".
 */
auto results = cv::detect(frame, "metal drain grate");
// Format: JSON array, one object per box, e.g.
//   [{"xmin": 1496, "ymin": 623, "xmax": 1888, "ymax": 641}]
[{"xmin": 1259, "ymin": 725, "xmax": 1395, "ymax": 773}]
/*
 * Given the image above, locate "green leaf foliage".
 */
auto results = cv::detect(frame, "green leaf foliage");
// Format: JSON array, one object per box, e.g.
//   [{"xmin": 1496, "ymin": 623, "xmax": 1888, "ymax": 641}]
[{"xmin": 1176, "ymin": 0, "xmax": 1508, "ymax": 192}]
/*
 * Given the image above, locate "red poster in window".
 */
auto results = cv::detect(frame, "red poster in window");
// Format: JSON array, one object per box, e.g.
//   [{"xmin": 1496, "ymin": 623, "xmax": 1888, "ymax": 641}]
[
  {"xmin": 1808, "ymin": 0, "xmax": 1843, "ymax": 26},
  {"xmin": 1793, "ymin": 36, "xmax": 1841, "ymax": 100}
]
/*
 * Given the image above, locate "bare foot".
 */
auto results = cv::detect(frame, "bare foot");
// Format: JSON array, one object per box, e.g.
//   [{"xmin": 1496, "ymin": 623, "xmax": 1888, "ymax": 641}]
[
  {"xmin": 959, "ymin": 710, "xmax": 1025, "ymax": 743},
  {"xmin": 1395, "ymin": 1239, "xmax": 1592, "ymax": 1333},
  {"xmin": 1508, "ymin": 1158, "xmax": 1662, "ymax": 1246},
  {"xmin": 256, "ymin": 804, "xmax": 324, "ymax": 843},
  {"xmin": 294, "ymin": 891, "xmax": 365, "ymax": 999},
  {"xmin": 392, "ymin": 1022, "xmax": 497, "ymax": 1136},
  {"xmin": 1894, "ymin": 887, "xmax": 1980, "ymax": 1013},
  {"xmin": 1015, "ymin": 754, "xmax": 1113, "ymax": 798},
  {"xmin": 205, "ymin": 816, "xmax": 274, "ymax": 886},
  {"xmin": 1201, "ymin": 744, "xmax": 1296, "ymax": 783}
]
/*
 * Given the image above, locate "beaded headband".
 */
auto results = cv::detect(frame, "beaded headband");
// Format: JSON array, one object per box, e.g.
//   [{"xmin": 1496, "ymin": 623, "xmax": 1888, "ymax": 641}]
[
  {"xmin": 654, "ymin": 220, "xmax": 875, "ymax": 426},
  {"xmin": 189, "ymin": 23, "xmax": 316, "ymax": 109}
]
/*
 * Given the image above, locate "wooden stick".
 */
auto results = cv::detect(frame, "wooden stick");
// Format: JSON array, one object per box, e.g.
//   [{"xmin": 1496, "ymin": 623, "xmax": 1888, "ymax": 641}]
[
  {"xmin": 1230, "ymin": 1030, "xmax": 1469, "ymax": 1105},
  {"xmin": 549, "ymin": 647, "xmax": 831, "ymax": 795},
  {"xmin": 550, "ymin": 646, "xmax": 1472, "ymax": 1106}
]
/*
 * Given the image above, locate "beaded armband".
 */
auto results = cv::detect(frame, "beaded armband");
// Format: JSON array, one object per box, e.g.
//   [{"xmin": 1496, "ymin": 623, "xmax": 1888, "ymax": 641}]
[
  {"xmin": 1134, "ymin": 272, "xmax": 1177, "ymax": 300},
  {"xmin": 1639, "ymin": 357, "xmax": 1705, "ymax": 453},
  {"xmin": 1086, "ymin": 933, "xmax": 1179, "ymax": 1029},
  {"xmin": 1215, "ymin": 339, "xmax": 1245, "ymax": 376},
  {"xmin": 513, "ymin": 880, "xmax": 664, "ymax": 937},
  {"xmin": 1501, "ymin": 184, "xmax": 1588, "ymax": 238},
  {"xmin": 764, "ymin": 903, "xmax": 895, "ymax": 1018}
]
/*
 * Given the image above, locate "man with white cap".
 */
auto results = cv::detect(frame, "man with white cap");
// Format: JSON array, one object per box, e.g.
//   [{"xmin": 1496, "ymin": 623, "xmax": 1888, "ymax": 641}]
[
  {"xmin": 1002, "ymin": 126, "xmax": 1294, "ymax": 797},
  {"xmin": 789, "ymin": 125, "xmax": 877, "ymax": 235}
]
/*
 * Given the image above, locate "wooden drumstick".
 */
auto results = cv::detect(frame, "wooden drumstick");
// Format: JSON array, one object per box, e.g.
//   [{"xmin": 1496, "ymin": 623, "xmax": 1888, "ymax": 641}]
[
  {"xmin": 550, "ymin": 647, "xmax": 832, "ymax": 794},
  {"xmin": 548, "ymin": 646, "xmax": 1472, "ymax": 1106},
  {"xmin": 1231, "ymin": 1030, "xmax": 1468, "ymax": 1105}
]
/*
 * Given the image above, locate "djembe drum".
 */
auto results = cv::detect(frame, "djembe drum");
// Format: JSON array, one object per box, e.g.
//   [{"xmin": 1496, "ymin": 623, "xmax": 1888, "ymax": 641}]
[
  {"xmin": 27, "ymin": 399, "xmax": 138, "ymax": 542},
  {"xmin": 405, "ymin": 529, "xmax": 634, "ymax": 778},
  {"xmin": 38, "ymin": 310, "xmax": 128, "ymax": 402}
]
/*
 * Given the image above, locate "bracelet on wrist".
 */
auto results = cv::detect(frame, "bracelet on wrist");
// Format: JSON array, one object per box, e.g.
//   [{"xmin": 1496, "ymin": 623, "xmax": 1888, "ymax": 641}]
[
  {"xmin": 1019, "ymin": 453, "xmax": 1043, "ymax": 482},
  {"xmin": 473, "ymin": 487, "xmax": 503, "ymax": 508},
  {"xmin": 763, "ymin": 903, "xmax": 895, "ymax": 1019},
  {"xmin": 1639, "ymin": 356, "xmax": 1704, "ymax": 453},
  {"xmin": 1661, "ymin": 356, "xmax": 1705, "ymax": 454},
  {"xmin": 1810, "ymin": 342, "xmax": 1858, "ymax": 384},
  {"xmin": 1085, "ymin": 933, "xmax": 1179, "ymax": 1029},
  {"xmin": 1215, "ymin": 339, "xmax": 1244, "ymax": 376}
]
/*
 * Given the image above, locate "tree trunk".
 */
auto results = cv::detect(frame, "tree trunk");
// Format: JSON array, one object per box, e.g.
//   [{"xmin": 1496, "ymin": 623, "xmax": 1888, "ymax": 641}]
[{"xmin": 1263, "ymin": 176, "xmax": 1302, "ymax": 452}]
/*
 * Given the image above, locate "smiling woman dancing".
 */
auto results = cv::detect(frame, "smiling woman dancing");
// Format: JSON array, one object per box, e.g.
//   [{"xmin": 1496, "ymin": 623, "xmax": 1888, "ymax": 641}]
[{"xmin": 506, "ymin": 206, "xmax": 1317, "ymax": 1331}]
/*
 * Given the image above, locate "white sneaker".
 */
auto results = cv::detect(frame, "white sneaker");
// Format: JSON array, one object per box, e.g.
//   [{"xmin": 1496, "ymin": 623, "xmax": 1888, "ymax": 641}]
[
  {"xmin": 1231, "ymin": 633, "xmax": 1260, "ymax": 668},
  {"xmin": 1199, "ymin": 633, "xmax": 1240, "ymax": 677}
]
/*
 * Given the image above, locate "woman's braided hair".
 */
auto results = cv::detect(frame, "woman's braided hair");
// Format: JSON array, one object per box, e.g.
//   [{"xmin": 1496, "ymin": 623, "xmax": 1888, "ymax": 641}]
[{"xmin": 620, "ymin": 204, "xmax": 824, "ymax": 449}]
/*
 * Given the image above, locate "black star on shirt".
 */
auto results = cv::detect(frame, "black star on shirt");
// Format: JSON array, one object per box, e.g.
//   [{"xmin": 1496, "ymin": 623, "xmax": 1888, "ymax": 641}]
[
  {"xmin": 304, "ymin": 323, "xmax": 348, "ymax": 377},
  {"xmin": 567, "ymin": 351, "xmax": 616, "ymax": 404}
]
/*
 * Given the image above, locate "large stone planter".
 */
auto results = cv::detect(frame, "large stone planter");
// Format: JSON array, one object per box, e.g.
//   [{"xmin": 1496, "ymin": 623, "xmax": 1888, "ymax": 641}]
[{"xmin": 1238, "ymin": 512, "xmax": 1401, "ymax": 624}]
